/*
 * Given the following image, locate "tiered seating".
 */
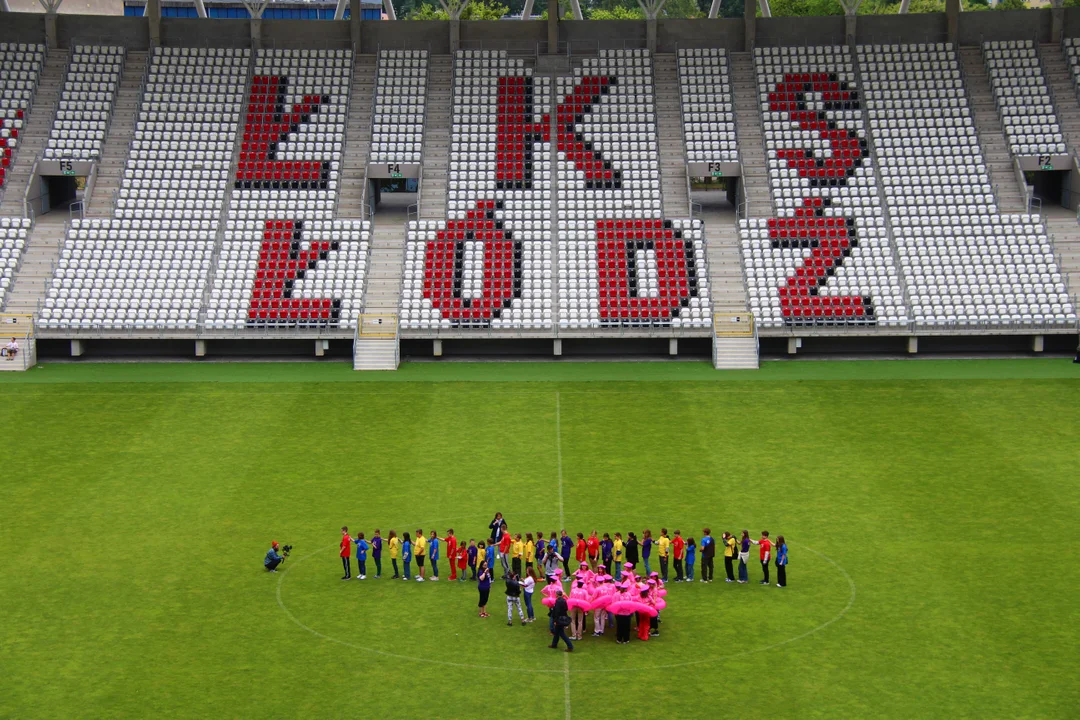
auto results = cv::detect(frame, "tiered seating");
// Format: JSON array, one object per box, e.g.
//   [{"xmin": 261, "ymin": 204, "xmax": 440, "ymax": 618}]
[
  {"xmin": 558, "ymin": 49, "xmax": 709, "ymax": 329},
  {"xmin": 860, "ymin": 43, "xmax": 1074, "ymax": 327},
  {"xmin": 676, "ymin": 48, "xmax": 737, "ymax": 163},
  {"xmin": 207, "ymin": 48, "xmax": 370, "ymax": 331},
  {"xmin": 0, "ymin": 217, "xmax": 30, "ymax": 309},
  {"xmin": 39, "ymin": 47, "xmax": 249, "ymax": 331},
  {"xmin": 402, "ymin": 50, "xmax": 552, "ymax": 329},
  {"xmin": 370, "ymin": 50, "xmax": 427, "ymax": 164},
  {"xmin": 1, "ymin": 43, "xmax": 45, "ymax": 191},
  {"xmin": 983, "ymin": 41, "xmax": 1065, "ymax": 157},
  {"xmin": 43, "ymin": 45, "xmax": 125, "ymax": 161},
  {"xmin": 1062, "ymin": 38, "xmax": 1080, "ymax": 97},
  {"xmin": 742, "ymin": 46, "xmax": 906, "ymax": 328}
]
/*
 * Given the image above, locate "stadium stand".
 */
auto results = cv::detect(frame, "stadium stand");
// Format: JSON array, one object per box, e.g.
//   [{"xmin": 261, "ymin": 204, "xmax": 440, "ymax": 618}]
[
  {"xmin": 206, "ymin": 48, "xmax": 371, "ymax": 331},
  {"xmin": 982, "ymin": 40, "xmax": 1065, "ymax": 158},
  {"xmin": 370, "ymin": 50, "xmax": 427, "ymax": 165},
  {"xmin": 43, "ymin": 45, "xmax": 125, "ymax": 162},
  {"xmin": 0, "ymin": 43, "xmax": 45, "ymax": 198},
  {"xmin": 860, "ymin": 43, "xmax": 1075, "ymax": 328},
  {"xmin": 39, "ymin": 47, "xmax": 248, "ymax": 330},
  {"xmin": 676, "ymin": 48, "xmax": 737, "ymax": 164},
  {"xmin": 0, "ymin": 216, "xmax": 30, "ymax": 309},
  {"xmin": 739, "ymin": 45, "xmax": 906, "ymax": 329}
]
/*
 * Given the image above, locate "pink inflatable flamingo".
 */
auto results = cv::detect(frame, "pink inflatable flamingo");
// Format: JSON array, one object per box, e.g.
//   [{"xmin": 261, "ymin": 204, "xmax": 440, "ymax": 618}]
[{"xmin": 541, "ymin": 577, "xmax": 561, "ymax": 608}]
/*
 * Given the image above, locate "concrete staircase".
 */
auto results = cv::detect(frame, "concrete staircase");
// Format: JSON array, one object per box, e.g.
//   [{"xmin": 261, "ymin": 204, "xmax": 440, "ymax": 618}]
[
  {"xmin": 712, "ymin": 335, "xmax": 759, "ymax": 369},
  {"xmin": 362, "ymin": 204, "xmax": 408, "ymax": 319},
  {"xmin": 653, "ymin": 54, "xmax": 691, "ymax": 217},
  {"xmin": 0, "ymin": 214, "xmax": 65, "ymax": 315},
  {"xmin": 1039, "ymin": 44, "xmax": 1080, "ymax": 156},
  {"xmin": 339, "ymin": 54, "xmax": 376, "ymax": 219},
  {"xmin": 418, "ymin": 59, "xmax": 452, "ymax": 219},
  {"xmin": 960, "ymin": 47, "xmax": 1028, "ymax": 214},
  {"xmin": 87, "ymin": 50, "xmax": 148, "ymax": 217},
  {"xmin": 0, "ymin": 53, "xmax": 66, "ymax": 216},
  {"xmin": 730, "ymin": 52, "xmax": 772, "ymax": 219},
  {"xmin": 698, "ymin": 202, "xmax": 747, "ymax": 314},
  {"xmin": 1046, "ymin": 214, "xmax": 1080, "ymax": 307}
]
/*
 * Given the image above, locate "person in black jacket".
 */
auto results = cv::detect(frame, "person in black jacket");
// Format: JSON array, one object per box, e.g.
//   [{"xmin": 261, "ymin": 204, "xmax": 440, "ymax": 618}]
[
  {"xmin": 505, "ymin": 572, "xmax": 526, "ymax": 626},
  {"xmin": 549, "ymin": 590, "xmax": 574, "ymax": 652},
  {"xmin": 625, "ymin": 532, "xmax": 640, "ymax": 570},
  {"xmin": 488, "ymin": 512, "xmax": 505, "ymax": 544}
]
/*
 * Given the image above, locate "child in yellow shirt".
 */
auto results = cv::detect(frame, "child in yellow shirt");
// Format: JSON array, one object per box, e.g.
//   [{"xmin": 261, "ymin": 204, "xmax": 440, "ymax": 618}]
[
  {"xmin": 524, "ymin": 534, "xmax": 536, "ymax": 575},
  {"xmin": 511, "ymin": 533, "xmax": 524, "ymax": 577},
  {"xmin": 658, "ymin": 528, "xmax": 672, "ymax": 582},
  {"xmin": 388, "ymin": 530, "xmax": 401, "ymax": 579}
]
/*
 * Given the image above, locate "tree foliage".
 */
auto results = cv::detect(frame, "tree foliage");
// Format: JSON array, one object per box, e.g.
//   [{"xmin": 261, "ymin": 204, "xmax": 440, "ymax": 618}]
[{"xmin": 405, "ymin": 0, "xmax": 510, "ymax": 18}]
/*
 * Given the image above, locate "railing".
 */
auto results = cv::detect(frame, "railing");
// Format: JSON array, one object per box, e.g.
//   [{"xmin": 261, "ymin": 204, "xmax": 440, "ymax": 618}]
[{"xmin": 68, "ymin": 199, "xmax": 85, "ymax": 221}]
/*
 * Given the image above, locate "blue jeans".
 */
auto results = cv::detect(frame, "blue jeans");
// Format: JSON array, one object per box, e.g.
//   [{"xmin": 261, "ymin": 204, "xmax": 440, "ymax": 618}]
[
  {"xmin": 432, "ymin": 559, "xmax": 439, "ymax": 578},
  {"xmin": 643, "ymin": 557, "xmax": 652, "ymax": 575},
  {"xmin": 523, "ymin": 593, "xmax": 535, "ymax": 619},
  {"xmin": 686, "ymin": 561, "xmax": 695, "ymax": 580},
  {"xmin": 551, "ymin": 624, "xmax": 573, "ymax": 650},
  {"xmin": 738, "ymin": 559, "xmax": 747, "ymax": 582},
  {"xmin": 404, "ymin": 561, "xmax": 412, "ymax": 579},
  {"xmin": 358, "ymin": 559, "xmax": 367, "ymax": 576},
  {"xmin": 614, "ymin": 564, "xmax": 622, "ymax": 581}
]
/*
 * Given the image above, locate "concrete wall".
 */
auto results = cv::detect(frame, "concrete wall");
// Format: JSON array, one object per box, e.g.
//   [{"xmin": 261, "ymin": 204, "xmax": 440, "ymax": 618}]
[
  {"xmin": 857, "ymin": 13, "xmax": 946, "ymax": 46},
  {"xmin": 160, "ymin": 18, "xmax": 251, "ymax": 48},
  {"xmin": 958, "ymin": 9, "xmax": 1051, "ymax": 46},
  {"xmin": 756, "ymin": 15, "xmax": 844, "ymax": 48},
  {"xmin": 0, "ymin": 12, "xmax": 47, "ymax": 45},
  {"xmin": 656, "ymin": 18, "xmax": 742, "ymax": 53},
  {"xmin": 561, "ymin": 20, "xmax": 646, "ymax": 52},
  {"xmin": 261, "ymin": 18, "xmax": 352, "ymax": 49},
  {"xmin": 57, "ymin": 15, "xmax": 150, "ymax": 49},
  {"xmin": 1061, "ymin": 7, "xmax": 1080, "ymax": 37},
  {"xmin": 460, "ymin": 20, "xmax": 546, "ymax": 53},
  {"xmin": 361, "ymin": 20, "xmax": 449, "ymax": 53}
]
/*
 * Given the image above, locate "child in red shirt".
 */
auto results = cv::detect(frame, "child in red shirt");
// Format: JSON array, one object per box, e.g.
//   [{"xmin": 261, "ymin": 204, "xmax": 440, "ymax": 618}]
[
  {"xmin": 498, "ymin": 531, "xmax": 513, "ymax": 578},
  {"xmin": 575, "ymin": 533, "xmax": 587, "ymax": 564},
  {"xmin": 455, "ymin": 542, "xmax": 468, "ymax": 582},
  {"xmin": 340, "ymin": 526, "xmax": 352, "ymax": 580},
  {"xmin": 445, "ymin": 529, "xmax": 459, "ymax": 581},
  {"xmin": 586, "ymin": 531, "xmax": 600, "ymax": 571},
  {"xmin": 672, "ymin": 530, "xmax": 686, "ymax": 582},
  {"xmin": 752, "ymin": 531, "xmax": 773, "ymax": 586}
]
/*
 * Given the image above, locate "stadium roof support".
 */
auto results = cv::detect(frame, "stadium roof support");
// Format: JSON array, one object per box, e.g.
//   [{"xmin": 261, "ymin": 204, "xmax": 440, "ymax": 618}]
[
  {"xmin": 569, "ymin": 0, "xmax": 584, "ymax": 20},
  {"xmin": 0, "ymin": 0, "xmax": 9, "ymax": 12},
  {"xmin": 898, "ymin": 0, "xmax": 910, "ymax": 11},
  {"xmin": 637, "ymin": 0, "xmax": 667, "ymax": 20},
  {"xmin": 241, "ymin": 0, "xmax": 270, "ymax": 19},
  {"xmin": 707, "ymin": 0, "xmax": 721, "ymax": 18},
  {"xmin": 836, "ymin": 0, "xmax": 862, "ymax": 14},
  {"xmin": 522, "ymin": 0, "xmax": 534, "ymax": 18},
  {"xmin": 36, "ymin": 0, "xmax": 62, "ymax": 12},
  {"xmin": 383, "ymin": 0, "xmax": 397, "ymax": 20},
  {"xmin": 193, "ymin": 0, "xmax": 207, "ymax": 17},
  {"xmin": 334, "ymin": 0, "xmax": 346, "ymax": 20},
  {"xmin": 757, "ymin": 0, "xmax": 770, "ymax": 18},
  {"xmin": 438, "ymin": 0, "xmax": 471, "ymax": 19}
]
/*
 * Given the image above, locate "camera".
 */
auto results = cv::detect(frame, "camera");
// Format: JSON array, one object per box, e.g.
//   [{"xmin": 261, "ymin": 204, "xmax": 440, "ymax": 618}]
[{"xmin": 281, "ymin": 544, "xmax": 293, "ymax": 558}]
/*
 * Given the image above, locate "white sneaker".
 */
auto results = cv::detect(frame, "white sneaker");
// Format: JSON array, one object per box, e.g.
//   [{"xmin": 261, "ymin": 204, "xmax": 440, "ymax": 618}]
[
  {"xmin": 416, "ymin": 577, "xmax": 424, "ymax": 582},
  {"xmin": 431, "ymin": 577, "xmax": 439, "ymax": 581},
  {"xmin": 360, "ymin": 575, "xmax": 366, "ymax": 580}
]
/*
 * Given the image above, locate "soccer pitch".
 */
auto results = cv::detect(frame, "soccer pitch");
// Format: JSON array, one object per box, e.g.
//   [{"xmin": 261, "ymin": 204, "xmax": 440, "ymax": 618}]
[{"xmin": 2, "ymin": 359, "xmax": 1078, "ymax": 719}]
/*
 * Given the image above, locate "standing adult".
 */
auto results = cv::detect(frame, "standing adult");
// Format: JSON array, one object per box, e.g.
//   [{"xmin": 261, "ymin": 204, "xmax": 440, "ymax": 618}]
[
  {"xmin": 775, "ymin": 535, "xmax": 788, "ymax": 588},
  {"xmin": 737, "ymin": 530, "xmax": 751, "ymax": 584},
  {"xmin": 549, "ymin": 590, "xmax": 574, "ymax": 652},
  {"xmin": 477, "ymin": 561, "xmax": 492, "ymax": 618},
  {"xmin": 339, "ymin": 526, "xmax": 352, "ymax": 580},
  {"xmin": 752, "ymin": 530, "xmax": 772, "ymax": 586},
  {"xmin": 625, "ymin": 532, "xmax": 639, "ymax": 572},
  {"xmin": 722, "ymin": 531, "xmax": 737, "ymax": 583},
  {"xmin": 699, "ymin": 528, "xmax": 715, "ymax": 583},
  {"xmin": 543, "ymin": 544, "xmax": 561, "ymax": 578},
  {"xmin": 488, "ymin": 513, "xmax": 505, "ymax": 544},
  {"xmin": 560, "ymin": 530, "xmax": 573, "ymax": 578},
  {"xmin": 505, "ymin": 572, "xmax": 526, "ymax": 626}
]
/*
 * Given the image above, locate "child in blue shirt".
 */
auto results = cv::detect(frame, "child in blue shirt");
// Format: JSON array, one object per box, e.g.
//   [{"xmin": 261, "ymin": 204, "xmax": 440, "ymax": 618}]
[
  {"xmin": 352, "ymin": 532, "xmax": 370, "ymax": 580},
  {"xmin": 428, "ymin": 531, "xmax": 441, "ymax": 581},
  {"xmin": 402, "ymin": 533, "xmax": 413, "ymax": 581},
  {"xmin": 485, "ymin": 542, "xmax": 496, "ymax": 576},
  {"xmin": 685, "ymin": 537, "xmax": 697, "ymax": 581}
]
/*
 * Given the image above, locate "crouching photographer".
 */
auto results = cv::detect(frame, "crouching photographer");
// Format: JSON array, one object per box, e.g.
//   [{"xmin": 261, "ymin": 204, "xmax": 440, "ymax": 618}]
[{"xmin": 264, "ymin": 541, "xmax": 292, "ymax": 572}]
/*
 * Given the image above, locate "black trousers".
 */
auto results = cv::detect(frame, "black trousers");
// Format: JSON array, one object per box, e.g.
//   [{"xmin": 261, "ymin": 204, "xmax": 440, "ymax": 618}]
[
  {"xmin": 673, "ymin": 558, "xmax": 683, "ymax": 580},
  {"xmin": 616, "ymin": 614, "xmax": 632, "ymax": 642},
  {"xmin": 512, "ymin": 558, "xmax": 522, "ymax": 576},
  {"xmin": 551, "ymin": 623, "xmax": 574, "ymax": 649},
  {"xmin": 724, "ymin": 556, "xmax": 735, "ymax": 581},
  {"xmin": 777, "ymin": 564, "xmax": 786, "ymax": 586},
  {"xmin": 392, "ymin": 559, "xmax": 399, "ymax": 577},
  {"xmin": 702, "ymin": 556, "xmax": 714, "ymax": 581},
  {"xmin": 761, "ymin": 561, "xmax": 770, "ymax": 583},
  {"xmin": 478, "ymin": 588, "xmax": 490, "ymax": 608},
  {"xmin": 659, "ymin": 556, "xmax": 669, "ymax": 581},
  {"xmin": 562, "ymin": 557, "xmax": 570, "ymax": 575},
  {"xmin": 341, "ymin": 557, "xmax": 351, "ymax": 577},
  {"xmin": 265, "ymin": 557, "xmax": 282, "ymax": 571}
]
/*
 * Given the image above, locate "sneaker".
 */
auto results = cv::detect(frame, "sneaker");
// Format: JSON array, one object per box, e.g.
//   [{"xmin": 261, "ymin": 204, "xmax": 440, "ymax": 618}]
[
  {"xmin": 431, "ymin": 577, "xmax": 439, "ymax": 581},
  {"xmin": 776, "ymin": 583, "xmax": 784, "ymax": 588},
  {"xmin": 508, "ymin": 621, "xmax": 513, "ymax": 627},
  {"xmin": 760, "ymin": 580, "xmax": 768, "ymax": 585},
  {"xmin": 725, "ymin": 578, "xmax": 733, "ymax": 583},
  {"xmin": 341, "ymin": 576, "xmax": 350, "ymax": 580},
  {"xmin": 417, "ymin": 577, "xmax": 424, "ymax": 582},
  {"xmin": 521, "ymin": 621, "xmax": 527, "ymax": 626}
]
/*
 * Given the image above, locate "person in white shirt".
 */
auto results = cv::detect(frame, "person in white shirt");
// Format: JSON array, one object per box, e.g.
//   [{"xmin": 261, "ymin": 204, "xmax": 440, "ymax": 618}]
[
  {"xmin": 521, "ymin": 567, "xmax": 537, "ymax": 623},
  {"xmin": 2, "ymin": 337, "xmax": 17, "ymax": 361}
]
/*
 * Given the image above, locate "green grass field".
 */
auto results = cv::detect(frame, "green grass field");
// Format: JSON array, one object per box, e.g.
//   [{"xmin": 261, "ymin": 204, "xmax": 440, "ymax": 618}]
[{"xmin": 2, "ymin": 359, "xmax": 1079, "ymax": 719}]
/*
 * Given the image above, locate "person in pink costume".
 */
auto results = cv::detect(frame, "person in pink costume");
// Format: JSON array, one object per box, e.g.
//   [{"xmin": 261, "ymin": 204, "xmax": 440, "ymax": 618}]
[
  {"xmin": 621, "ymin": 562, "xmax": 638, "ymax": 588},
  {"xmin": 568, "ymin": 580, "xmax": 591, "ymax": 641},
  {"xmin": 541, "ymin": 573, "xmax": 562, "ymax": 608},
  {"xmin": 610, "ymin": 582, "xmax": 635, "ymax": 644},
  {"xmin": 591, "ymin": 574, "xmax": 615, "ymax": 636}
]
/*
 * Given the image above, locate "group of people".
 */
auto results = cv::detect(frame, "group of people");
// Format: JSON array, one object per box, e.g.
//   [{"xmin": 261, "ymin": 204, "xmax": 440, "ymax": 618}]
[{"xmin": 268, "ymin": 515, "xmax": 790, "ymax": 652}]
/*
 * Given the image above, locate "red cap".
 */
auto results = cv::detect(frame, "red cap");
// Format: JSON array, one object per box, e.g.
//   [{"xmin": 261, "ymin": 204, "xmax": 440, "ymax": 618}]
[{"xmin": 272, "ymin": 541, "xmax": 279, "ymax": 549}]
